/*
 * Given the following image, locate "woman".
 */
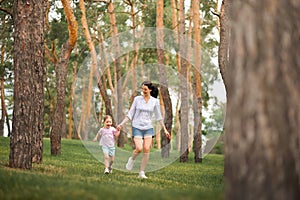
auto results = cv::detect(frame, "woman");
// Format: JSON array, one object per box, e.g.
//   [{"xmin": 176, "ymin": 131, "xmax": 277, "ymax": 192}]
[{"xmin": 117, "ymin": 81, "xmax": 170, "ymax": 179}]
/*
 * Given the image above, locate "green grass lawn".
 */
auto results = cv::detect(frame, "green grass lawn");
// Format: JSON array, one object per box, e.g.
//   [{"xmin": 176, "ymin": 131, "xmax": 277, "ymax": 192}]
[{"xmin": 0, "ymin": 137, "xmax": 224, "ymax": 200}]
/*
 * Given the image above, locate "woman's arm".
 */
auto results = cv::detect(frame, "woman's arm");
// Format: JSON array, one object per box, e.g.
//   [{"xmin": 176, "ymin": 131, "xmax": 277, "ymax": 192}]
[
  {"xmin": 117, "ymin": 116, "xmax": 130, "ymax": 130},
  {"xmin": 158, "ymin": 120, "xmax": 171, "ymax": 139},
  {"xmin": 117, "ymin": 97, "xmax": 138, "ymax": 129}
]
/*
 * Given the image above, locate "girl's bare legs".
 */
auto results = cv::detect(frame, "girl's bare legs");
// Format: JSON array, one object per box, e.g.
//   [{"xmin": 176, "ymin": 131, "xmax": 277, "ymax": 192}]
[
  {"xmin": 104, "ymin": 154, "xmax": 110, "ymax": 174},
  {"xmin": 109, "ymin": 156, "xmax": 114, "ymax": 173},
  {"xmin": 109, "ymin": 156, "xmax": 114, "ymax": 167},
  {"xmin": 104, "ymin": 154, "xmax": 109, "ymax": 168}
]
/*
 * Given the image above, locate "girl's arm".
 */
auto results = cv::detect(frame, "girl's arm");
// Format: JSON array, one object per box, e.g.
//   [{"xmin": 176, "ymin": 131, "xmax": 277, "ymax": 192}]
[
  {"xmin": 93, "ymin": 128, "xmax": 102, "ymax": 142},
  {"xmin": 93, "ymin": 133, "xmax": 99, "ymax": 142},
  {"xmin": 114, "ymin": 127, "xmax": 121, "ymax": 138}
]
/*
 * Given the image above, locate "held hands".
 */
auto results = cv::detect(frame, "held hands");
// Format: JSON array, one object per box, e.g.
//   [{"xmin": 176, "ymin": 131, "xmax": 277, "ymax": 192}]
[{"xmin": 116, "ymin": 125, "xmax": 122, "ymax": 131}]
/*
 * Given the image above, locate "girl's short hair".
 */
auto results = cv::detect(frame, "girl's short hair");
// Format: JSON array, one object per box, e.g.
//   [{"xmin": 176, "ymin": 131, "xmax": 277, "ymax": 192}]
[
  {"xmin": 142, "ymin": 81, "xmax": 159, "ymax": 98},
  {"xmin": 103, "ymin": 115, "xmax": 112, "ymax": 122}
]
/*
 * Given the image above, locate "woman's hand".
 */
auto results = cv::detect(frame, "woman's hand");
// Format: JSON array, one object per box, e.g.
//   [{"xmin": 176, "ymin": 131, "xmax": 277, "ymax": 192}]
[{"xmin": 164, "ymin": 129, "xmax": 171, "ymax": 139}]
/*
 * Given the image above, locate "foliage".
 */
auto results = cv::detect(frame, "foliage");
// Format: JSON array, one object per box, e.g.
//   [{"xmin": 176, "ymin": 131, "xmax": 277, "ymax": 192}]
[
  {"xmin": 0, "ymin": 0, "xmax": 222, "ymax": 138},
  {"xmin": 0, "ymin": 137, "xmax": 224, "ymax": 200}
]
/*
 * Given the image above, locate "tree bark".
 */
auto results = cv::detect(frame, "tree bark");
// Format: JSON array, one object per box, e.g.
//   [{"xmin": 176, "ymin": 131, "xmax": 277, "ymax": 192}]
[
  {"xmin": 98, "ymin": 31, "xmax": 114, "ymax": 119},
  {"xmin": 107, "ymin": 1, "xmax": 124, "ymax": 147},
  {"xmin": 218, "ymin": 0, "xmax": 229, "ymax": 92},
  {"xmin": 0, "ymin": 79, "xmax": 6, "ymax": 137},
  {"xmin": 179, "ymin": 0, "xmax": 189, "ymax": 162},
  {"xmin": 79, "ymin": 0, "xmax": 98, "ymax": 140},
  {"xmin": 50, "ymin": 0, "xmax": 78, "ymax": 155},
  {"xmin": 225, "ymin": 0, "xmax": 300, "ymax": 199},
  {"xmin": 192, "ymin": 0, "xmax": 203, "ymax": 163},
  {"xmin": 67, "ymin": 63, "xmax": 76, "ymax": 139},
  {"xmin": 10, "ymin": 0, "xmax": 47, "ymax": 168},
  {"xmin": 156, "ymin": 0, "xmax": 173, "ymax": 158}
]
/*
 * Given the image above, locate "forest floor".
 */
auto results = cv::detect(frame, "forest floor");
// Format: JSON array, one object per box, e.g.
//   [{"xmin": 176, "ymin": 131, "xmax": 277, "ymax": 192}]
[{"xmin": 0, "ymin": 137, "xmax": 224, "ymax": 200}]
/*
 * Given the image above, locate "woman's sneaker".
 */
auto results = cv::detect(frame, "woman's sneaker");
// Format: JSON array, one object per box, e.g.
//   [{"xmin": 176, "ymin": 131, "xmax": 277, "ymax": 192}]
[
  {"xmin": 138, "ymin": 171, "xmax": 148, "ymax": 179},
  {"xmin": 125, "ymin": 157, "xmax": 134, "ymax": 170}
]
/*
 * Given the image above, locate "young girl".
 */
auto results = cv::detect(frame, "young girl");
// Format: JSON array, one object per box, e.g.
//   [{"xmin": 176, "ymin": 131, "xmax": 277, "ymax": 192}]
[
  {"xmin": 117, "ymin": 81, "xmax": 170, "ymax": 178},
  {"xmin": 93, "ymin": 115, "xmax": 120, "ymax": 174}
]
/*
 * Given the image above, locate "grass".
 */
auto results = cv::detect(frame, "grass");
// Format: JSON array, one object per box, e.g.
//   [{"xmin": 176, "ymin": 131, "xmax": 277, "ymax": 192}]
[{"xmin": 0, "ymin": 137, "xmax": 224, "ymax": 200}]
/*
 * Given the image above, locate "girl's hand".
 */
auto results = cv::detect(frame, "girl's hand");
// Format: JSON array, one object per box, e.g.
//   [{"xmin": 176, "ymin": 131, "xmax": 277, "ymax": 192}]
[{"xmin": 116, "ymin": 125, "xmax": 122, "ymax": 131}]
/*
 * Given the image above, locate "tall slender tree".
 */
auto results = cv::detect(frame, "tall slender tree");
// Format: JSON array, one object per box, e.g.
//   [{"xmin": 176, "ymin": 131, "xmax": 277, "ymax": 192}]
[
  {"xmin": 156, "ymin": 0, "xmax": 173, "ymax": 158},
  {"xmin": 218, "ymin": 0, "xmax": 229, "ymax": 92},
  {"xmin": 179, "ymin": 0, "xmax": 189, "ymax": 162},
  {"xmin": 225, "ymin": 0, "xmax": 300, "ymax": 199},
  {"xmin": 50, "ymin": 0, "xmax": 78, "ymax": 155},
  {"xmin": 107, "ymin": 0, "xmax": 124, "ymax": 147},
  {"xmin": 79, "ymin": 0, "xmax": 98, "ymax": 140},
  {"xmin": 9, "ymin": 0, "xmax": 47, "ymax": 168},
  {"xmin": 192, "ymin": 0, "xmax": 203, "ymax": 163}
]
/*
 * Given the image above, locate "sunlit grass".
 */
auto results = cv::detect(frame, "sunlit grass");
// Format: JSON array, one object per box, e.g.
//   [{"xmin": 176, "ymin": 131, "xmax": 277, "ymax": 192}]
[{"xmin": 0, "ymin": 137, "xmax": 224, "ymax": 200}]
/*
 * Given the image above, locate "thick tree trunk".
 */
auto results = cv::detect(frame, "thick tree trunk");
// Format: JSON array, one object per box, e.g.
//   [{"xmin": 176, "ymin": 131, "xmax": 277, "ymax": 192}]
[
  {"xmin": 225, "ymin": 0, "xmax": 300, "ymax": 199},
  {"xmin": 10, "ymin": 0, "xmax": 46, "ymax": 168},
  {"xmin": 50, "ymin": 0, "xmax": 78, "ymax": 155}
]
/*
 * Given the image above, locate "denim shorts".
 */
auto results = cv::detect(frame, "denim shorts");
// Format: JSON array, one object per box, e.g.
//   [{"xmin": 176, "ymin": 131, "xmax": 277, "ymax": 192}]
[
  {"xmin": 132, "ymin": 127, "xmax": 154, "ymax": 139},
  {"xmin": 102, "ymin": 146, "xmax": 115, "ymax": 157}
]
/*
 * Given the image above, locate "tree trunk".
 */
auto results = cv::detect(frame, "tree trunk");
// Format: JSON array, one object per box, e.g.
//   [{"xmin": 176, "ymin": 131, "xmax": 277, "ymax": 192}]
[
  {"xmin": 192, "ymin": 0, "xmax": 203, "ymax": 163},
  {"xmin": 218, "ymin": 0, "xmax": 229, "ymax": 92},
  {"xmin": 67, "ymin": 64, "xmax": 76, "ymax": 139},
  {"xmin": 79, "ymin": 0, "xmax": 98, "ymax": 140},
  {"xmin": 10, "ymin": 0, "xmax": 46, "ymax": 168},
  {"xmin": 98, "ymin": 32, "xmax": 114, "ymax": 119},
  {"xmin": 156, "ymin": 0, "xmax": 173, "ymax": 158},
  {"xmin": 0, "ymin": 79, "xmax": 6, "ymax": 137},
  {"xmin": 179, "ymin": 0, "xmax": 189, "ymax": 162},
  {"xmin": 225, "ymin": 0, "xmax": 300, "ymax": 199},
  {"xmin": 50, "ymin": 0, "xmax": 78, "ymax": 155},
  {"xmin": 107, "ymin": 1, "xmax": 124, "ymax": 147},
  {"xmin": 128, "ymin": 0, "xmax": 138, "ymax": 94}
]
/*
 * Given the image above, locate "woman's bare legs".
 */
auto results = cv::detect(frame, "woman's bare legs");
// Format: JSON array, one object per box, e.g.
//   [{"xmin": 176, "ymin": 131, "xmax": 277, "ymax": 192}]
[{"xmin": 140, "ymin": 136, "xmax": 152, "ymax": 172}]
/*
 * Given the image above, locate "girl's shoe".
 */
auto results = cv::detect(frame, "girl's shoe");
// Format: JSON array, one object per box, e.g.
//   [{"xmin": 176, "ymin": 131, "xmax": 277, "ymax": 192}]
[{"xmin": 104, "ymin": 168, "xmax": 109, "ymax": 174}]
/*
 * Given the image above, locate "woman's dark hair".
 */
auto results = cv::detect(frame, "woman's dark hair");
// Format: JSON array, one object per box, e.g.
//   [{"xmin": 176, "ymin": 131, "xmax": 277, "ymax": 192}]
[{"xmin": 142, "ymin": 81, "xmax": 159, "ymax": 98}]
